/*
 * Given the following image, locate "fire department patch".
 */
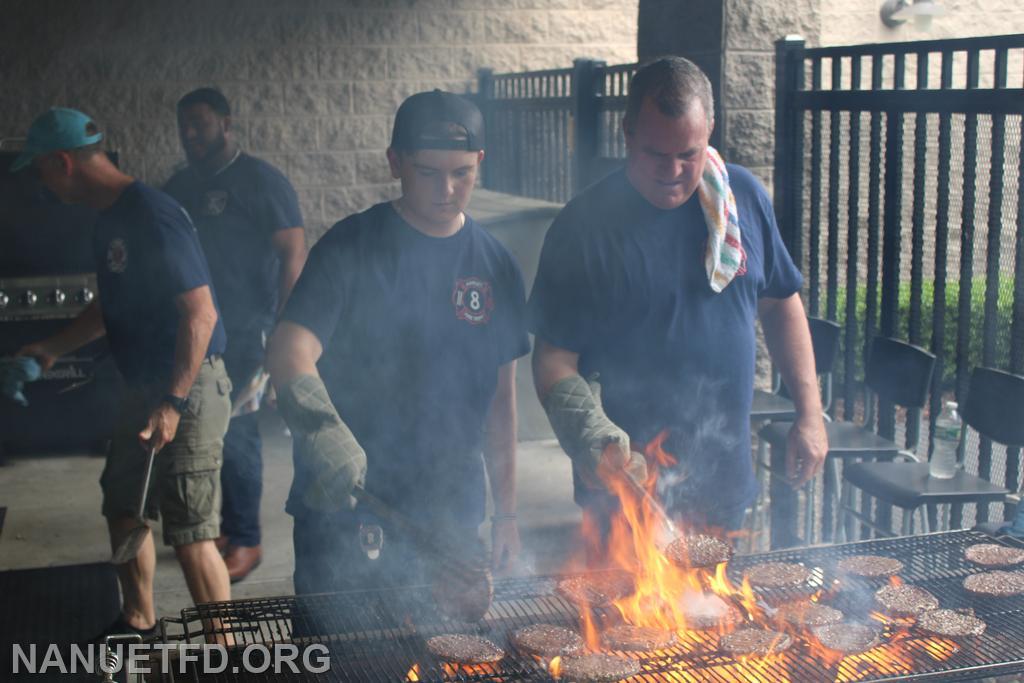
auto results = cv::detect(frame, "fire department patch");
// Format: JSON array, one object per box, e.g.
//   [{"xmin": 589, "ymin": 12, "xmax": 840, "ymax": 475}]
[
  {"xmin": 452, "ymin": 277, "xmax": 494, "ymax": 325},
  {"xmin": 107, "ymin": 238, "xmax": 128, "ymax": 273},
  {"xmin": 202, "ymin": 190, "xmax": 228, "ymax": 216}
]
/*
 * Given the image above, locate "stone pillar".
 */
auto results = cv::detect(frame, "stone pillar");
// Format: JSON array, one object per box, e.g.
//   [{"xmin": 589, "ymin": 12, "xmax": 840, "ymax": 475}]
[{"xmin": 638, "ymin": 0, "xmax": 822, "ymax": 188}]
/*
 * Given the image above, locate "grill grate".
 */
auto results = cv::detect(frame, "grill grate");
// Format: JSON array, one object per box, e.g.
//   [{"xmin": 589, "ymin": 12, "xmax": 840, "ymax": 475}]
[{"xmin": 162, "ymin": 530, "xmax": 1024, "ymax": 682}]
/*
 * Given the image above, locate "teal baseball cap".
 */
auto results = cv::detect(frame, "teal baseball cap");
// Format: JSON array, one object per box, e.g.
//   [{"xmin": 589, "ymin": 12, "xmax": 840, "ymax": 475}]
[{"xmin": 10, "ymin": 107, "xmax": 104, "ymax": 171}]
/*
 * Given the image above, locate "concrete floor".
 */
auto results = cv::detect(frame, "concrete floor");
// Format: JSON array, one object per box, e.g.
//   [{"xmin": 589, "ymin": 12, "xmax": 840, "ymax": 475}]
[{"xmin": 0, "ymin": 412, "xmax": 586, "ymax": 624}]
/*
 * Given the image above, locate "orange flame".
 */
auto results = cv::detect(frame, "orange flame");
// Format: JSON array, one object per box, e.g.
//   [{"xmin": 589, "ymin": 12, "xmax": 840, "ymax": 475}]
[
  {"xmin": 548, "ymin": 656, "xmax": 562, "ymax": 678},
  {"xmin": 561, "ymin": 429, "xmax": 963, "ymax": 682},
  {"xmin": 405, "ymin": 664, "xmax": 420, "ymax": 681}
]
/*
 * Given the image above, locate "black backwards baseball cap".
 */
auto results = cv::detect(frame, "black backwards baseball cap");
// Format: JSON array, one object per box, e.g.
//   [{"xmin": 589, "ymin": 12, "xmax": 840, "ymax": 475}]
[{"xmin": 390, "ymin": 90, "xmax": 484, "ymax": 152}]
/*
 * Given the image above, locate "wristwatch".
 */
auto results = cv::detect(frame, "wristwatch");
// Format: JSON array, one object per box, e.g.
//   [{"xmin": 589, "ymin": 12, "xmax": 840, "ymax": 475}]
[{"xmin": 162, "ymin": 394, "xmax": 189, "ymax": 414}]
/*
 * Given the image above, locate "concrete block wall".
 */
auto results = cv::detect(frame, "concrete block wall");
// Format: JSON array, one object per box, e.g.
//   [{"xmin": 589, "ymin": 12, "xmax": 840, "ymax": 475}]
[
  {"xmin": 0, "ymin": 0, "xmax": 637, "ymax": 240},
  {"xmin": 821, "ymin": 0, "xmax": 1024, "ymax": 46}
]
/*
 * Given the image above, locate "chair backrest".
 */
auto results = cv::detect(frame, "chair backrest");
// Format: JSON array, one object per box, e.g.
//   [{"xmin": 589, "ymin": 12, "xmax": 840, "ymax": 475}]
[
  {"xmin": 962, "ymin": 367, "xmax": 1024, "ymax": 448},
  {"xmin": 808, "ymin": 317, "xmax": 842, "ymax": 374},
  {"xmin": 865, "ymin": 336, "xmax": 936, "ymax": 408}
]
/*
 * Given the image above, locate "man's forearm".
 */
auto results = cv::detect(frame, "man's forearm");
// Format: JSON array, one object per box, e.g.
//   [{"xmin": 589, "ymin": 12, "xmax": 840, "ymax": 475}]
[
  {"xmin": 760, "ymin": 294, "xmax": 822, "ymax": 417},
  {"xmin": 45, "ymin": 301, "xmax": 106, "ymax": 356},
  {"xmin": 484, "ymin": 363, "xmax": 518, "ymax": 516},
  {"xmin": 167, "ymin": 298, "xmax": 217, "ymax": 399}
]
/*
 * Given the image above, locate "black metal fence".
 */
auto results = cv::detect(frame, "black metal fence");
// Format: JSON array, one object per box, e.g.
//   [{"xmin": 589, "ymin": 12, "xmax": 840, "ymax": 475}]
[
  {"xmin": 774, "ymin": 34, "xmax": 1024, "ymax": 525},
  {"xmin": 477, "ymin": 59, "xmax": 639, "ymax": 203}
]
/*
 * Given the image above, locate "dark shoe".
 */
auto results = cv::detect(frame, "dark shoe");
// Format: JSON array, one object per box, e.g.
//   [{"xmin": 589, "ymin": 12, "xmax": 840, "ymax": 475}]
[
  {"xmin": 214, "ymin": 535, "xmax": 230, "ymax": 554},
  {"xmin": 225, "ymin": 545, "xmax": 262, "ymax": 583},
  {"xmin": 91, "ymin": 614, "xmax": 157, "ymax": 644}
]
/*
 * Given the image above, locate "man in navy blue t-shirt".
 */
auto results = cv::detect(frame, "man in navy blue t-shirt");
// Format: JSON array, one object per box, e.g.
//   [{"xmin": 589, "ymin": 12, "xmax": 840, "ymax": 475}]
[
  {"xmin": 165, "ymin": 88, "xmax": 307, "ymax": 583},
  {"xmin": 530, "ymin": 58, "xmax": 828, "ymax": 549},
  {"xmin": 13, "ymin": 108, "xmax": 232, "ymax": 639},
  {"xmin": 267, "ymin": 91, "xmax": 529, "ymax": 598}
]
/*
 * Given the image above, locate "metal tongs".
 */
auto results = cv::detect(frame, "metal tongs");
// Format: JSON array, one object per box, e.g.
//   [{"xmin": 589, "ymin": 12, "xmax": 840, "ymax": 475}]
[
  {"xmin": 614, "ymin": 470, "xmax": 681, "ymax": 551},
  {"xmin": 111, "ymin": 447, "xmax": 157, "ymax": 564}
]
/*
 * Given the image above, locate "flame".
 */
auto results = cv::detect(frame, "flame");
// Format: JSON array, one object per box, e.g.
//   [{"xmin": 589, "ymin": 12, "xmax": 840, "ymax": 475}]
[
  {"xmin": 548, "ymin": 656, "xmax": 562, "ymax": 678},
  {"xmin": 406, "ymin": 661, "xmax": 507, "ymax": 681},
  {"xmin": 644, "ymin": 429, "xmax": 677, "ymax": 486},
  {"xmin": 803, "ymin": 623, "xmax": 960, "ymax": 682},
  {"xmin": 442, "ymin": 662, "xmax": 502, "ymax": 679},
  {"xmin": 560, "ymin": 429, "xmax": 963, "ymax": 682},
  {"xmin": 574, "ymin": 429, "xmax": 747, "ymax": 643}
]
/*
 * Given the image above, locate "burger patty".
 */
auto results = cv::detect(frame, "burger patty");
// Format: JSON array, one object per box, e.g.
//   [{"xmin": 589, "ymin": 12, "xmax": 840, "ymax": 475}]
[
  {"xmin": 812, "ymin": 623, "xmax": 881, "ymax": 654},
  {"xmin": 664, "ymin": 534, "xmax": 733, "ymax": 569},
  {"xmin": 744, "ymin": 562, "xmax": 812, "ymax": 589},
  {"xmin": 720, "ymin": 627, "xmax": 793, "ymax": 657},
  {"xmin": 557, "ymin": 654, "xmax": 642, "ymax": 682},
  {"xmin": 964, "ymin": 543, "xmax": 1024, "ymax": 568},
  {"xmin": 774, "ymin": 600, "xmax": 844, "ymax": 627},
  {"xmin": 678, "ymin": 592, "xmax": 743, "ymax": 630},
  {"xmin": 917, "ymin": 609, "xmax": 987, "ymax": 638},
  {"xmin": 836, "ymin": 554, "xmax": 904, "ymax": 578},
  {"xmin": 556, "ymin": 573, "xmax": 635, "ymax": 608},
  {"xmin": 963, "ymin": 570, "xmax": 1024, "ymax": 597},
  {"xmin": 510, "ymin": 624, "xmax": 585, "ymax": 658},
  {"xmin": 431, "ymin": 568, "xmax": 494, "ymax": 623},
  {"xmin": 426, "ymin": 634, "xmax": 505, "ymax": 664},
  {"xmin": 602, "ymin": 624, "xmax": 677, "ymax": 651},
  {"xmin": 875, "ymin": 584, "xmax": 940, "ymax": 617}
]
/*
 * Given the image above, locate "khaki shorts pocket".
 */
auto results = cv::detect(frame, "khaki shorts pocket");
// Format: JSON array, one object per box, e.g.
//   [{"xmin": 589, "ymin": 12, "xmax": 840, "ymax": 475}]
[{"xmin": 161, "ymin": 453, "xmax": 221, "ymax": 530}]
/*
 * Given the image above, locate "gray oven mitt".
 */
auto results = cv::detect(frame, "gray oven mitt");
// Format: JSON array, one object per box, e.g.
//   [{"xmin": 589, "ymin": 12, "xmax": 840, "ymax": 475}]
[
  {"xmin": 542, "ymin": 374, "xmax": 647, "ymax": 488},
  {"xmin": 277, "ymin": 374, "xmax": 367, "ymax": 512}
]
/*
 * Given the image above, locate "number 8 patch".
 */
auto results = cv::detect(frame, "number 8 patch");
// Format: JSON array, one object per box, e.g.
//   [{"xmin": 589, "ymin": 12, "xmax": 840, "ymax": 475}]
[{"xmin": 452, "ymin": 277, "xmax": 495, "ymax": 325}]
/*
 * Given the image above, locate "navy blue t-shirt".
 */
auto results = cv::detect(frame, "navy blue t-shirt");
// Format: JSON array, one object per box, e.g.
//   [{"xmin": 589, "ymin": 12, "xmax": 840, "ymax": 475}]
[
  {"xmin": 93, "ymin": 181, "xmax": 227, "ymax": 384},
  {"xmin": 528, "ymin": 166, "xmax": 802, "ymax": 517},
  {"xmin": 281, "ymin": 202, "xmax": 531, "ymax": 524},
  {"xmin": 164, "ymin": 152, "xmax": 302, "ymax": 361}
]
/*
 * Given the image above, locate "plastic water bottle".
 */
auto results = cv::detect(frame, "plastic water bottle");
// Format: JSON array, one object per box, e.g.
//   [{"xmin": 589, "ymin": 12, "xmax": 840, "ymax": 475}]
[{"xmin": 929, "ymin": 401, "xmax": 961, "ymax": 479}]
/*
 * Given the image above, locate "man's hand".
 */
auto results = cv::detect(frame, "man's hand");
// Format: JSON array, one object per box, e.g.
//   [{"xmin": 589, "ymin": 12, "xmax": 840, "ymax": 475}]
[
  {"xmin": 139, "ymin": 403, "xmax": 182, "ymax": 453},
  {"xmin": 786, "ymin": 413, "xmax": 828, "ymax": 487},
  {"xmin": 15, "ymin": 341, "xmax": 60, "ymax": 372},
  {"xmin": 490, "ymin": 518, "xmax": 521, "ymax": 575}
]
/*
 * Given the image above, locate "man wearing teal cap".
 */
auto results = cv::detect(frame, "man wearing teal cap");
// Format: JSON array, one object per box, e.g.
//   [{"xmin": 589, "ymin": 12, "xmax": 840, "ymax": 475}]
[
  {"xmin": 10, "ymin": 107, "xmax": 103, "ymax": 172},
  {"xmin": 15, "ymin": 107, "xmax": 234, "ymax": 640}
]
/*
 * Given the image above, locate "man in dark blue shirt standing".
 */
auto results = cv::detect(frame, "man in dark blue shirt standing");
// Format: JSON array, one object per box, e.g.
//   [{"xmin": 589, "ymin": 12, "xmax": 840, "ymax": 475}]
[
  {"xmin": 14, "ymin": 108, "xmax": 232, "ymax": 638},
  {"xmin": 267, "ymin": 91, "xmax": 529, "ymax": 601},
  {"xmin": 165, "ymin": 88, "xmax": 306, "ymax": 583},
  {"xmin": 530, "ymin": 57, "xmax": 828, "ymax": 556}
]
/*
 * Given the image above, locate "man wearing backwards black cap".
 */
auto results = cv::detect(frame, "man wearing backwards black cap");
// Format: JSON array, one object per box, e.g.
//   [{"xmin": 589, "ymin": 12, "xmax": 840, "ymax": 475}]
[
  {"xmin": 267, "ymin": 91, "xmax": 530, "ymax": 595},
  {"xmin": 13, "ymin": 108, "xmax": 232, "ymax": 638}
]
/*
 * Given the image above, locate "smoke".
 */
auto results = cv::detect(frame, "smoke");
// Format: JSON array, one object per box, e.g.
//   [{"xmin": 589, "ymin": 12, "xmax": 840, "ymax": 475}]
[{"xmin": 651, "ymin": 373, "xmax": 745, "ymax": 525}]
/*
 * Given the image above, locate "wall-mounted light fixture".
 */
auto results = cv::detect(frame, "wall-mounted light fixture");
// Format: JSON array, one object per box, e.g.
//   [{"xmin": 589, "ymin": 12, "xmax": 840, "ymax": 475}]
[{"xmin": 880, "ymin": 0, "xmax": 947, "ymax": 30}]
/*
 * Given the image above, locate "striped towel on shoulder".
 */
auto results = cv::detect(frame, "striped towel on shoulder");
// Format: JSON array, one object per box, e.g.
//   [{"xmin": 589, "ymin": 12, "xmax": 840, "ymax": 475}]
[{"xmin": 697, "ymin": 146, "xmax": 743, "ymax": 293}]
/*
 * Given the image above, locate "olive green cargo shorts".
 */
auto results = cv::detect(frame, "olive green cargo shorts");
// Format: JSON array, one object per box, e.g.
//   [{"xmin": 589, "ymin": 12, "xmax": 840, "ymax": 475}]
[{"xmin": 100, "ymin": 357, "xmax": 232, "ymax": 547}]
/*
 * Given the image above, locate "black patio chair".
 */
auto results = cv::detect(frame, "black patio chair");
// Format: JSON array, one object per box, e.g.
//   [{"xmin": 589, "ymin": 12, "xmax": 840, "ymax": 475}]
[
  {"xmin": 757, "ymin": 336, "xmax": 936, "ymax": 548},
  {"xmin": 745, "ymin": 317, "xmax": 840, "ymax": 550},
  {"xmin": 750, "ymin": 317, "xmax": 842, "ymax": 423},
  {"xmin": 839, "ymin": 366, "xmax": 1024, "ymax": 539}
]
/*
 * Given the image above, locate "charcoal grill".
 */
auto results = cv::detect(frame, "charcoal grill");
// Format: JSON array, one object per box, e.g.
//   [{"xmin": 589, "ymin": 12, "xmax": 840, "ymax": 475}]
[{"xmin": 159, "ymin": 530, "xmax": 1024, "ymax": 682}]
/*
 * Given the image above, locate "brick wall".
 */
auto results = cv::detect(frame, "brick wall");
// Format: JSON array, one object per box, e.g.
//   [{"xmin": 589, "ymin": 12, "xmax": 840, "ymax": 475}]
[{"xmin": 0, "ymin": 0, "xmax": 637, "ymax": 239}]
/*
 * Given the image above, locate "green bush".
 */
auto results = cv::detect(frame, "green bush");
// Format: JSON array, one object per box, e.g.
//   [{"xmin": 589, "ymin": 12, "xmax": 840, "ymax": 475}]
[{"xmin": 825, "ymin": 276, "xmax": 1014, "ymax": 392}]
